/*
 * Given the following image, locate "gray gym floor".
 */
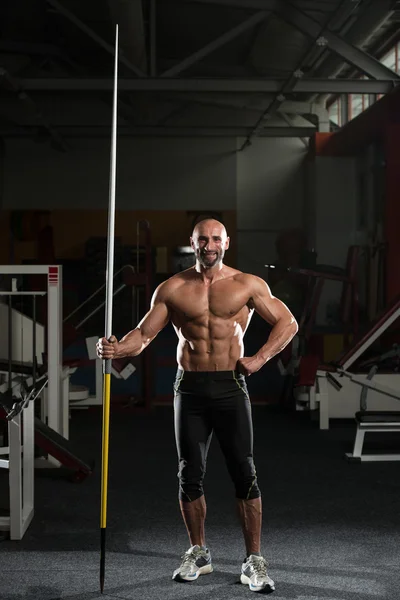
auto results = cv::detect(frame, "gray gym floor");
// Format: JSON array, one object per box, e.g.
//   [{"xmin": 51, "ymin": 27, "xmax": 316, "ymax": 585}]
[{"xmin": 1, "ymin": 405, "xmax": 400, "ymax": 600}]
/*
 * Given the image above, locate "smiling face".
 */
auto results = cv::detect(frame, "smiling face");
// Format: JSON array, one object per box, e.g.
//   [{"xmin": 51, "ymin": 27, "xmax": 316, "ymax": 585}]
[{"xmin": 190, "ymin": 219, "xmax": 230, "ymax": 270}]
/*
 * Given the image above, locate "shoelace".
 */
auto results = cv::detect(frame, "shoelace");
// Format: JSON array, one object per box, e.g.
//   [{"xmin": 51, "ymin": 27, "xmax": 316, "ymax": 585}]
[
  {"xmin": 249, "ymin": 556, "xmax": 268, "ymax": 577},
  {"xmin": 181, "ymin": 550, "xmax": 202, "ymax": 565}
]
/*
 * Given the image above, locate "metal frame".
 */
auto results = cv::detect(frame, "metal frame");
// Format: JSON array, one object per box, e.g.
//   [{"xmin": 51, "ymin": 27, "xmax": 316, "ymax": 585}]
[
  {"xmin": 240, "ymin": 0, "xmax": 343, "ymax": 149},
  {"xmin": 45, "ymin": 0, "xmax": 146, "ymax": 77},
  {"xmin": 181, "ymin": 0, "xmax": 400, "ymax": 83},
  {"xmin": 0, "ymin": 285, "xmax": 43, "ymax": 540},
  {"xmin": 0, "ymin": 402, "xmax": 35, "ymax": 540},
  {"xmin": 306, "ymin": 0, "xmax": 398, "ymax": 89},
  {"xmin": 275, "ymin": 3, "xmax": 400, "ymax": 82},
  {"xmin": 341, "ymin": 303, "xmax": 400, "ymax": 371},
  {"xmin": 346, "ymin": 372, "xmax": 400, "ymax": 401},
  {"xmin": 280, "ymin": 112, "xmax": 309, "ymax": 147},
  {"xmin": 161, "ymin": 11, "xmax": 269, "ymax": 77},
  {"xmin": 0, "ymin": 125, "xmax": 317, "ymax": 138},
  {"xmin": 182, "ymin": 0, "xmax": 339, "ymax": 11},
  {"xmin": 296, "ymin": 298, "xmax": 400, "ymax": 429},
  {"xmin": 343, "ymin": 371, "xmax": 400, "ymax": 462},
  {"xmin": 0, "ymin": 266, "xmax": 66, "ymax": 439},
  {"xmin": 183, "ymin": 0, "xmax": 278, "ymax": 8},
  {"xmin": 64, "ymin": 227, "xmax": 152, "ymax": 412},
  {"xmin": 0, "ymin": 68, "xmax": 67, "ymax": 152},
  {"xmin": 346, "ymin": 421, "xmax": 400, "ymax": 462},
  {"xmin": 303, "ymin": 371, "xmax": 400, "ymax": 430},
  {"xmin": 19, "ymin": 77, "xmax": 397, "ymax": 94},
  {"xmin": 3, "ymin": 0, "xmax": 397, "ymax": 143}
]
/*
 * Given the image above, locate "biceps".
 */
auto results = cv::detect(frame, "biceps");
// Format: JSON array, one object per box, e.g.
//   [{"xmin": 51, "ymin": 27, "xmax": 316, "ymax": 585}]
[{"xmin": 138, "ymin": 302, "xmax": 169, "ymax": 341}]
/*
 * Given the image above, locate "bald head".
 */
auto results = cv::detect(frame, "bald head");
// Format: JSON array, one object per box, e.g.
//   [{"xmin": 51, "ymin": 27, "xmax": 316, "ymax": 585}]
[
  {"xmin": 191, "ymin": 218, "xmax": 230, "ymax": 270},
  {"xmin": 192, "ymin": 218, "xmax": 228, "ymax": 239}
]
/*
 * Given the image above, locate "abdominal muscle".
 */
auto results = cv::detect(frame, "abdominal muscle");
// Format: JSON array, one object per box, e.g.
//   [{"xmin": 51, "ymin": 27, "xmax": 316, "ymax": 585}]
[{"xmin": 174, "ymin": 319, "xmax": 245, "ymax": 372}]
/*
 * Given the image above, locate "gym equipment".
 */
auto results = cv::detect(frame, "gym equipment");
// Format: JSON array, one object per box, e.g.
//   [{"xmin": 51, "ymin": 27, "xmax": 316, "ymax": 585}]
[
  {"xmin": 100, "ymin": 23, "xmax": 118, "ymax": 593},
  {"xmin": 0, "ymin": 366, "xmax": 94, "ymax": 480},
  {"xmin": 0, "ymin": 265, "xmax": 66, "ymax": 439},
  {"xmin": 288, "ymin": 245, "xmax": 361, "ymax": 339},
  {"xmin": 34, "ymin": 417, "xmax": 94, "ymax": 481},
  {"xmin": 0, "ymin": 376, "xmax": 47, "ymax": 421},
  {"xmin": 341, "ymin": 369, "xmax": 400, "ymax": 462},
  {"xmin": 358, "ymin": 344, "xmax": 400, "ymax": 371},
  {"xmin": 0, "ymin": 285, "xmax": 42, "ymax": 540},
  {"xmin": 65, "ymin": 255, "xmax": 152, "ymax": 411},
  {"xmin": 0, "ymin": 381, "xmax": 93, "ymax": 541},
  {"xmin": 266, "ymin": 265, "xmax": 324, "ymax": 406},
  {"xmin": 295, "ymin": 294, "xmax": 400, "ymax": 431},
  {"xmin": 266, "ymin": 245, "xmax": 361, "ymax": 407},
  {"xmin": 0, "ymin": 400, "xmax": 35, "ymax": 540},
  {"xmin": 347, "ymin": 412, "xmax": 400, "ymax": 462},
  {"xmin": 0, "ymin": 284, "xmax": 41, "ymax": 540},
  {"xmin": 0, "ymin": 277, "xmax": 95, "ymax": 540}
]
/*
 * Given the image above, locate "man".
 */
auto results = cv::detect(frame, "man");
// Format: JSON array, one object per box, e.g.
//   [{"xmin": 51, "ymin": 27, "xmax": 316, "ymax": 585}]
[{"xmin": 97, "ymin": 219, "xmax": 298, "ymax": 593}]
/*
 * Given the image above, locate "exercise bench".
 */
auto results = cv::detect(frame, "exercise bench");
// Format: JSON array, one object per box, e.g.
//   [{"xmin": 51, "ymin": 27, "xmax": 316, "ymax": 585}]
[
  {"xmin": 346, "ymin": 411, "xmax": 400, "ymax": 462},
  {"xmin": 341, "ymin": 370, "xmax": 400, "ymax": 462}
]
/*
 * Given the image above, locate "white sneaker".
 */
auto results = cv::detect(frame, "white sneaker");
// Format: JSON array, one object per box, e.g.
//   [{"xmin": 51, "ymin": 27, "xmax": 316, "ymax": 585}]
[
  {"xmin": 172, "ymin": 545, "xmax": 213, "ymax": 582},
  {"xmin": 240, "ymin": 554, "xmax": 275, "ymax": 593}
]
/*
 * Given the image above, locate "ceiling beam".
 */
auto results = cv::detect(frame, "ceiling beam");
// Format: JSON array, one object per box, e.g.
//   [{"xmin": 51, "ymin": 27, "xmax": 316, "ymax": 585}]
[
  {"xmin": 275, "ymin": 2, "xmax": 400, "ymax": 81},
  {"xmin": 161, "ymin": 92, "xmax": 328, "ymax": 119},
  {"xmin": 0, "ymin": 125, "xmax": 316, "ymax": 138},
  {"xmin": 46, "ymin": 0, "xmax": 147, "ymax": 77},
  {"xmin": 161, "ymin": 11, "xmax": 269, "ymax": 77},
  {"xmin": 182, "ymin": 0, "xmax": 277, "ymax": 8},
  {"xmin": 309, "ymin": 0, "xmax": 396, "ymax": 97},
  {"xmin": 0, "ymin": 40, "xmax": 72, "ymax": 59},
  {"xmin": 0, "ymin": 68, "xmax": 67, "ymax": 152},
  {"xmin": 280, "ymin": 112, "xmax": 309, "ymax": 147},
  {"xmin": 239, "ymin": 0, "xmax": 351, "ymax": 150},
  {"xmin": 17, "ymin": 77, "xmax": 399, "ymax": 94},
  {"xmin": 180, "ymin": 0, "xmax": 339, "ymax": 11}
]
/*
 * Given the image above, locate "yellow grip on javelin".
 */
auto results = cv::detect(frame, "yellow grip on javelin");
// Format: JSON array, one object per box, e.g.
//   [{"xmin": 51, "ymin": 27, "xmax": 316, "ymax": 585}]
[{"xmin": 101, "ymin": 373, "xmax": 111, "ymax": 529}]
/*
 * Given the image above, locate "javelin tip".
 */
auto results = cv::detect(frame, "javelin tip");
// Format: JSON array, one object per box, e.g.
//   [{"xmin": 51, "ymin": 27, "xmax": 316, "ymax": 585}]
[{"xmin": 100, "ymin": 527, "xmax": 106, "ymax": 592}]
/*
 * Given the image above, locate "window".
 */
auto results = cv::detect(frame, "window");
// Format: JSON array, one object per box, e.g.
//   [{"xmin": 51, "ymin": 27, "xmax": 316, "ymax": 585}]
[
  {"xmin": 328, "ymin": 98, "xmax": 340, "ymax": 125},
  {"xmin": 350, "ymin": 94, "xmax": 363, "ymax": 119},
  {"xmin": 381, "ymin": 47, "xmax": 396, "ymax": 71},
  {"xmin": 349, "ymin": 94, "xmax": 369, "ymax": 120},
  {"xmin": 376, "ymin": 42, "xmax": 399, "ymax": 101},
  {"xmin": 327, "ymin": 41, "xmax": 399, "ymax": 126}
]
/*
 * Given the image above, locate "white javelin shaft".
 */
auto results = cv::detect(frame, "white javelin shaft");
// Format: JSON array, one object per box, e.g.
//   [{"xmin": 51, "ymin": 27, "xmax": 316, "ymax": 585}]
[{"xmin": 105, "ymin": 24, "xmax": 119, "ymax": 347}]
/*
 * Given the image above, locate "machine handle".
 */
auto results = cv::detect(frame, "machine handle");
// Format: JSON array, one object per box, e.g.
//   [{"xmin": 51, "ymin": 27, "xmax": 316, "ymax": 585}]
[{"xmin": 326, "ymin": 371, "xmax": 343, "ymax": 391}]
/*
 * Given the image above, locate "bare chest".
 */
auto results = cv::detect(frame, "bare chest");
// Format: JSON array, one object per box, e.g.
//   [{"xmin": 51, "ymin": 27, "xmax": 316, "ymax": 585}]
[{"xmin": 169, "ymin": 281, "xmax": 250, "ymax": 321}]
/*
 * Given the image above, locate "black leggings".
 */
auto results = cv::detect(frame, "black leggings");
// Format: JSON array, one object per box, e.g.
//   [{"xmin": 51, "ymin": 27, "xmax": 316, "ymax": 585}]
[{"xmin": 173, "ymin": 369, "xmax": 261, "ymax": 502}]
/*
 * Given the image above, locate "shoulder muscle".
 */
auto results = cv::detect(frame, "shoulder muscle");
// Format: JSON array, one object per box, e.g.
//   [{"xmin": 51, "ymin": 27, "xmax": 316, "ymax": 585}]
[{"xmin": 150, "ymin": 273, "xmax": 187, "ymax": 307}]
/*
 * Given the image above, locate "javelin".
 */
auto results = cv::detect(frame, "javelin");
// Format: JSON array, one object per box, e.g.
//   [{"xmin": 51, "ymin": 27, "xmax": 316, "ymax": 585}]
[{"xmin": 100, "ymin": 23, "xmax": 119, "ymax": 594}]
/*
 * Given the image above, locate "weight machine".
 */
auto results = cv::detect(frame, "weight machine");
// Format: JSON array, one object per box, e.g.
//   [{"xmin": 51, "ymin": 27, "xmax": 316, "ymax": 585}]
[
  {"xmin": 295, "ymin": 295, "xmax": 400, "ymax": 460},
  {"xmin": 64, "ymin": 220, "xmax": 153, "ymax": 411},
  {"xmin": 0, "ymin": 276, "xmax": 47, "ymax": 540},
  {"xmin": 266, "ymin": 245, "xmax": 361, "ymax": 406},
  {"xmin": 0, "ymin": 231, "xmax": 153, "ymax": 539},
  {"xmin": 0, "ymin": 266, "xmax": 93, "ymax": 540},
  {"xmin": 0, "ymin": 265, "xmax": 66, "ymax": 437},
  {"xmin": 0, "ymin": 273, "xmax": 53, "ymax": 540}
]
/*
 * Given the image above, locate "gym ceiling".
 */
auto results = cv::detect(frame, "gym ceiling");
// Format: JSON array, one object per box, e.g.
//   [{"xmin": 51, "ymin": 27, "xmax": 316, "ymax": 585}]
[{"xmin": 0, "ymin": 0, "xmax": 399, "ymax": 147}]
